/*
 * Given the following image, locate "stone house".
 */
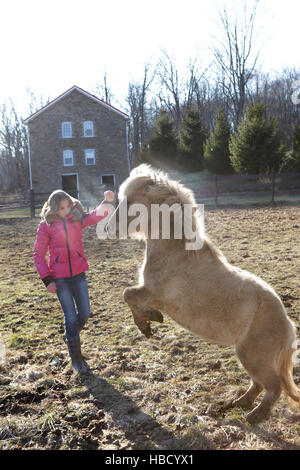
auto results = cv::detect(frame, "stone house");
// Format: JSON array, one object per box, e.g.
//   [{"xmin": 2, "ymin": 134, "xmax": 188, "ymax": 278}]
[{"xmin": 23, "ymin": 85, "xmax": 130, "ymax": 206}]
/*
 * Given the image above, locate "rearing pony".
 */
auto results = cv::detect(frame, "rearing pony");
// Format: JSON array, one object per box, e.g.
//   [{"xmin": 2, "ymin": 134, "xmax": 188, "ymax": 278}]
[{"xmin": 105, "ymin": 164, "xmax": 300, "ymax": 424}]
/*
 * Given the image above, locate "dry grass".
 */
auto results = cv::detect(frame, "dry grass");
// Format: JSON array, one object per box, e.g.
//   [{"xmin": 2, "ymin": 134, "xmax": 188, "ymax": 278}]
[{"xmin": 0, "ymin": 204, "xmax": 299, "ymax": 450}]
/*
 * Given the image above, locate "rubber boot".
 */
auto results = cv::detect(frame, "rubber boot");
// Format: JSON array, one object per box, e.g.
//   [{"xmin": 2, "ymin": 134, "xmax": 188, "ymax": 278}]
[
  {"xmin": 63, "ymin": 325, "xmax": 84, "ymax": 344},
  {"xmin": 65, "ymin": 334, "xmax": 89, "ymax": 374},
  {"xmin": 63, "ymin": 313, "xmax": 92, "ymax": 343},
  {"xmin": 78, "ymin": 311, "xmax": 93, "ymax": 333}
]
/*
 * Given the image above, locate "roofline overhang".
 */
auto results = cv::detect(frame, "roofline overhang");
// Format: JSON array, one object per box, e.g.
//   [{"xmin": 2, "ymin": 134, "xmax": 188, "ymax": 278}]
[{"xmin": 23, "ymin": 85, "xmax": 129, "ymax": 124}]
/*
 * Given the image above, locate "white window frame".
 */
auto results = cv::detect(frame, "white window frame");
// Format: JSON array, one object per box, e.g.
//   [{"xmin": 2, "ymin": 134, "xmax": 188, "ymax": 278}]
[
  {"xmin": 83, "ymin": 121, "xmax": 94, "ymax": 137},
  {"xmin": 84, "ymin": 149, "xmax": 95, "ymax": 165},
  {"xmin": 100, "ymin": 174, "xmax": 116, "ymax": 188},
  {"xmin": 63, "ymin": 149, "xmax": 74, "ymax": 166},
  {"xmin": 62, "ymin": 122, "xmax": 72, "ymax": 138}
]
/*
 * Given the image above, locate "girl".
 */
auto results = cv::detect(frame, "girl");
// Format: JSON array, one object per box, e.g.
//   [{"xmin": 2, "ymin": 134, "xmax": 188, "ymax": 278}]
[{"xmin": 33, "ymin": 189, "xmax": 114, "ymax": 373}]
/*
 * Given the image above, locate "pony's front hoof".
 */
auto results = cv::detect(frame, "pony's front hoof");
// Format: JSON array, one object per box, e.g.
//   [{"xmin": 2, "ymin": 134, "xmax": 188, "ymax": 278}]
[
  {"xmin": 142, "ymin": 323, "xmax": 152, "ymax": 338},
  {"xmin": 246, "ymin": 406, "xmax": 270, "ymax": 425},
  {"xmin": 134, "ymin": 319, "xmax": 152, "ymax": 338},
  {"xmin": 152, "ymin": 310, "xmax": 163, "ymax": 323},
  {"xmin": 144, "ymin": 309, "xmax": 163, "ymax": 323}
]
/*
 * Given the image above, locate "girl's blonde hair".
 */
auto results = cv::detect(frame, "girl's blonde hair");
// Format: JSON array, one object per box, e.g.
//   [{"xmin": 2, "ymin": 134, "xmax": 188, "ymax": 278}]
[{"xmin": 40, "ymin": 190, "xmax": 86, "ymax": 225}]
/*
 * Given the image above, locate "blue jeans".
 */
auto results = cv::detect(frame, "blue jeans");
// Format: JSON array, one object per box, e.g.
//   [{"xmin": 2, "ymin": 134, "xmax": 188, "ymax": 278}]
[{"xmin": 55, "ymin": 272, "xmax": 91, "ymax": 338}]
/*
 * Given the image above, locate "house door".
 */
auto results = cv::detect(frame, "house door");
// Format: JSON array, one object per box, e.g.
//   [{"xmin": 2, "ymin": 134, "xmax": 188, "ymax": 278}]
[{"xmin": 62, "ymin": 174, "xmax": 78, "ymax": 199}]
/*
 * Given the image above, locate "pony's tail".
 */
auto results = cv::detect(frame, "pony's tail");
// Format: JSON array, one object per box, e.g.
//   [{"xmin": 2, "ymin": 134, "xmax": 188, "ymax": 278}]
[{"xmin": 277, "ymin": 323, "xmax": 300, "ymax": 408}]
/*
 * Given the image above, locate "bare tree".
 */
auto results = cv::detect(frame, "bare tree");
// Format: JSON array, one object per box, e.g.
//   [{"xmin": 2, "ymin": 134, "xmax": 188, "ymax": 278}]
[
  {"xmin": 26, "ymin": 87, "xmax": 50, "ymax": 115},
  {"xmin": 155, "ymin": 50, "xmax": 212, "ymax": 133},
  {"xmin": 211, "ymin": 0, "xmax": 263, "ymax": 128},
  {"xmin": 0, "ymin": 104, "xmax": 14, "ymax": 192},
  {"xmin": 156, "ymin": 51, "xmax": 182, "ymax": 131},
  {"xmin": 126, "ymin": 64, "xmax": 155, "ymax": 166},
  {"xmin": 250, "ymin": 67, "xmax": 300, "ymax": 146},
  {"xmin": 95, "ymin": 72, "xmax": 114, "ymax": 104},
  {"xmin": 0, "ymin": 100, "xmax": 29, "ymax": 192}
]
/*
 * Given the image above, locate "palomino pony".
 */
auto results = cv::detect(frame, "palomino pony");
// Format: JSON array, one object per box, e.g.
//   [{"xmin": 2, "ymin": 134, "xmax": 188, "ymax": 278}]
[{"xmin": 105, "ymin": 164, "xmax": 300, "ymax": 424}]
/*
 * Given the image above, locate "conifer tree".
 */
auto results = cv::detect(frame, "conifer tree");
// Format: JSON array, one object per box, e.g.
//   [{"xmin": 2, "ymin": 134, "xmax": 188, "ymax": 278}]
[
  {"xmin": 291, "ymin": 123, "xmax": 300, "ymax": 171},
  {"xmin": 149, "ymin": 110, "xmax": 177, "ymax": 167},
  {"xmin": 229, "ymin": 103, "xmax": 283, "ymax": 174},
  {"xmin": 204, "ymin": 107, "xmax": 233, "ymax": 174},
  {"xmin": 281, "ymin": 123, "xmax": 300, "ymax": 172},
  {"xmin": 178, "ymin": 108, "xmax": 207, "ymax": 172}
]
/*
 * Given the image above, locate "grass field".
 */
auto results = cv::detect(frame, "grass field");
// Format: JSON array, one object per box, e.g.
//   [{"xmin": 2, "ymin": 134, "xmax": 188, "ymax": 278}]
[{"xmin": 0, "ymin": 205, "xmax": 299, "ymax": 450}]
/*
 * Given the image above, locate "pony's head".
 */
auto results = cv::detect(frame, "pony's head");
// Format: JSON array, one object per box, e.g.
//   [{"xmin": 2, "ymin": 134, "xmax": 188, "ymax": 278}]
[
  {"xmin": 105, "ymin": 164, "xmax": 204, "ymax": 246},
  {"xmin": 119, "ymin": 163, "xmax": 196, "ymax": 206}
]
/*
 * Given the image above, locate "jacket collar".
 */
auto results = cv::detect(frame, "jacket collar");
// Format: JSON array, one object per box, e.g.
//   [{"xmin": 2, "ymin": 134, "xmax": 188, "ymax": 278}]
[{"xmin": 55, "ymin": 212, "xmax": 73, "ymax": 222}]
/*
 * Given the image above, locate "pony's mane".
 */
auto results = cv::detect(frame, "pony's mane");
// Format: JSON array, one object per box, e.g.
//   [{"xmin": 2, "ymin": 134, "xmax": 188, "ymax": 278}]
[
  {"xmin": 119, "ymin": 164, "xmax": 227, "ymax": 262},
  {"xmin": 119, "ymin": 163, "xmax": 196, "ymax": 206}
]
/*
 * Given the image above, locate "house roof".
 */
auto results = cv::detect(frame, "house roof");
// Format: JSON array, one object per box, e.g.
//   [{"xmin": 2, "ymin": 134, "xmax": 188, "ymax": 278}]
[{"xmin": 23, "ymin": 85, "xmax": 129, "ymax": 123}]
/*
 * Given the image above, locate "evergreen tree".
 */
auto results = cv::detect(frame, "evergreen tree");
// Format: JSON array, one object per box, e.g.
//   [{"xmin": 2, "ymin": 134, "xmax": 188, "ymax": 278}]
[
  {"xmin": 178, "ymin": 108, "xmax": 207, "ymax": 172},
  {"xmin": 204, "ymin": 107, "xmax": 233, "ymax": 174},
  {"xmin": 229, "ymin": 103, "xmax": 284, "ymax": 174},
  {"xmin": 281, "ymin": 123, "xmax": 300, "ymax": 172},
  {"xmin": 291, "ymin": 123, "xmax": 300, "ymax": 171},
  {"xmin": 148, "ymin": 110, "xmax": 177, "ymax": 168}
]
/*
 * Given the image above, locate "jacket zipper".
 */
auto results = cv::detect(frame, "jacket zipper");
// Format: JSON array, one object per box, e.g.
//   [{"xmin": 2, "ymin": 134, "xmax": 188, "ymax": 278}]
[{"xmin": 62, "ymin": 218, "xmax": 72, "ymax": 276}]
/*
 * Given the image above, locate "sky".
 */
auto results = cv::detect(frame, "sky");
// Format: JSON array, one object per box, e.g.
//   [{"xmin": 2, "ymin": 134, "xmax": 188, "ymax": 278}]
[{"xmin": 0, "ymin": 0, "xmax": 299, "ymax": 118}]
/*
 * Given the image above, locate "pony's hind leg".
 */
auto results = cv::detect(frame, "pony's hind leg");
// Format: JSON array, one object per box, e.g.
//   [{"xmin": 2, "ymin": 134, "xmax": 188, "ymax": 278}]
[
  {"xmin": 236, "ymin": 342, "xmax": 282, "ymax": 424},
  {"xmin": 232, "ymin": 380, "xmax": 263, "ymax": 409},
  {"xmin": 245, "ymin": 374, "xmax": 282, "ymax": 424}
]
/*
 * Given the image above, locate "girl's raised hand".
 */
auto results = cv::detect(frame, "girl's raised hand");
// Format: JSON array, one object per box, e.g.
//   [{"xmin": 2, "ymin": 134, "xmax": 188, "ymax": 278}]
[
  {"xmin": 47, "ymin": 281, "xmax": 57, "ymax": 294},
  {"xmin": 104, "ymin": 190, "xmax": 114, "ymax": 202}
]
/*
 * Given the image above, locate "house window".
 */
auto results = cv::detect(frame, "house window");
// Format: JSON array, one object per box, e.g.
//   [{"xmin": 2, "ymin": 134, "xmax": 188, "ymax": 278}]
[
  {"xmin": 85, "ymin": 149, "xmax": 95, "ymax": 165},
  {"xmin": 63, "ymin": 150, "xmax": 74, "ymax": 166},
  {"xmin": 83, "ymin": 121, "xmax": 94, "ymax": 137},
  {"xmin": 62, "ymin": 122, "xmax": 72, "ymax": 138},
  {"xmin": 101, "ymin": 174, "xmax": 116, "ymax": 190}
]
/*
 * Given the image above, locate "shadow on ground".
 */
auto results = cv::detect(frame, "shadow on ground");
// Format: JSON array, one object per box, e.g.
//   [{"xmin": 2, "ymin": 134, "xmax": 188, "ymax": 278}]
[{"xmin": 82, "ymin": 369, "xmax": 215, "ymax": 450}]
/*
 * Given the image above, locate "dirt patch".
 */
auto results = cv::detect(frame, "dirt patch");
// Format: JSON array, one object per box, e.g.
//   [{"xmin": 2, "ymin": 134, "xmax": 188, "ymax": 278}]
[{"xmin": 0, "ymin": 206, "xmax": 300, "ymax": 449}]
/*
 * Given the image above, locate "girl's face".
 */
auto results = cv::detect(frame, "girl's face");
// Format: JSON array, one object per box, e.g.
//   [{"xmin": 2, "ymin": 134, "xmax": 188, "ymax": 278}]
[{"xmin": 57, "ymin": 199, "xmax": 72, "ymax": 218}]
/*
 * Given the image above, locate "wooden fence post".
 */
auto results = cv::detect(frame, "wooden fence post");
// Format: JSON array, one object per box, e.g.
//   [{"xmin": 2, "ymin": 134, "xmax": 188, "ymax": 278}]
[
  {"xmin": 271, "ymin": 170, "xmax": 276, "ymax": 204},
  {"xmin": 30, "ymin": 189, "xmax": 35, "ymax": 218},
  {"xmin": 214, "ymin": 174, "xmax": 218, "ymax": 208}
]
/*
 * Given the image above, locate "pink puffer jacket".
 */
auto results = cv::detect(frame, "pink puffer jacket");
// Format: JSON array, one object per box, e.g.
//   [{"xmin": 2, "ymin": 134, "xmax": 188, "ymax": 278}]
[{"xmin": 33, "ymin": 201, "xmax": 110, "ymax": 286}]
